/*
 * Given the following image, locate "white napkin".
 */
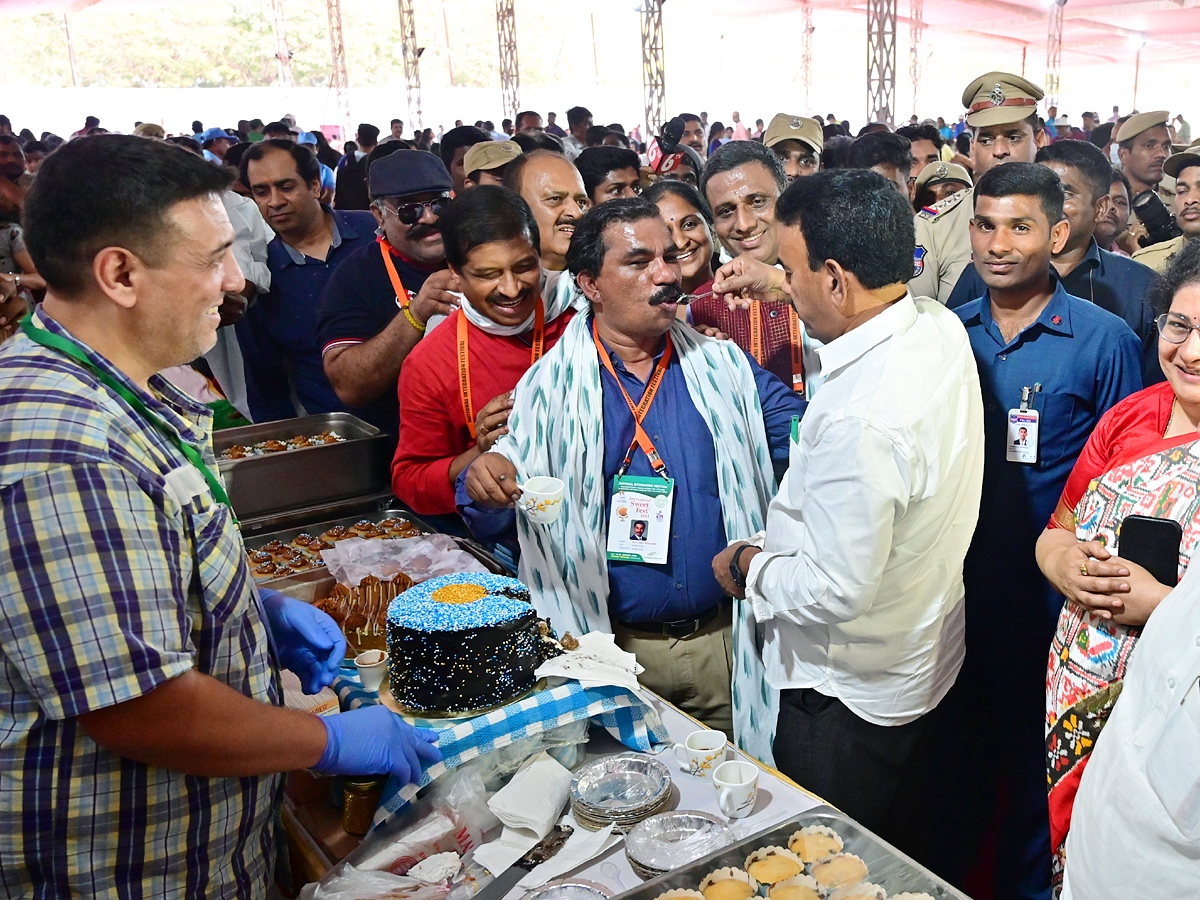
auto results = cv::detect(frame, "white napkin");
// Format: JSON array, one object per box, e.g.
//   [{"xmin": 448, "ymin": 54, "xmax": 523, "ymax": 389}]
[
  {"xmin": 476, "ymin": 752, "xmax": 574, "ymax": 876},
  {"xmin": 517, "ymin": 820, "xmax": 621, "ymax": 888},
  {"xmin": 534, "ymin": 633, "xmax": 645, "ymax": 691}
]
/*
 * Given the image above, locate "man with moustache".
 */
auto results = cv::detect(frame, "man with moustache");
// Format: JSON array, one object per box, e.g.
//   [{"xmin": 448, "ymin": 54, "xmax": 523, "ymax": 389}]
[
  {"xmin": 1116, "ymin": 111, "xmax": 1174, "ymax": 210},
  {"xmin": 931, "ymin": 163, "xmax": 1140, "ymax": 900},
  {"xmin": 505, "ymin": 150, "xmax": 592, "ymax": 310},
  {"xmin": 696, "ymin": 141, "xmax": 821, "ymax": 396},
  {"xmin": 459, "ymin": 198, "xmax": 806, "ymax": 751},
  {"xmin": 1134, "ymin": 146, "xmax": 1200, "ymax": 273},
  {"xmin": 763, "ymin": 114, "xmax": 823, "ymax": 184},
  {"xmin": 911, "ymin": 72, "xmax": 1048, "ymax": 303},
  {"xmin": 680, "ymin": 113, "xmax": 708, "ymax": 161},
  {"xmin": 236, "ymin": 140, "xmax": 378, "ymax": 423},
  {"xmin": 391, "ymin": 186, "xmax": 578, "ymax": 517},
  {"xmin": 315, "ymin": 152, "xmax": 461, "ymax": 442}
]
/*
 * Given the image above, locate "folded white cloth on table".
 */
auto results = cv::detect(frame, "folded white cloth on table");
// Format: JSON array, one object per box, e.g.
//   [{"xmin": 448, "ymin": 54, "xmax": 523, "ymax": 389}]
[
  {"xmin": 535, "ymin": 633, "xmax": 644, "ymax": 691},
  {"xmin": 488, "ymin": 752, "xmax": 572, "ymax": 838}
]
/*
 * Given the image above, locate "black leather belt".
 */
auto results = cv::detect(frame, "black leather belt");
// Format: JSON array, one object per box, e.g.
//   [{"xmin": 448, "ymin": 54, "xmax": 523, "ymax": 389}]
[{"xmin": 618, "ymin": 598, "xmax": 730, "ymax": 639}]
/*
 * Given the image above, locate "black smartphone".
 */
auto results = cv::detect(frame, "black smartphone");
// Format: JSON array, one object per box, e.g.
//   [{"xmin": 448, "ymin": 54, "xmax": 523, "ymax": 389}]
[{"xmin": 1119, "ymin": 515, "xmax": 1183, "ymax": 586}]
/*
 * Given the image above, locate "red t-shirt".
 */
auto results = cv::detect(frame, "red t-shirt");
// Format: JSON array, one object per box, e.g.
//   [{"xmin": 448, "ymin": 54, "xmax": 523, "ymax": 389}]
[{"xmin": 391, "ymin": 308, "xmax": 575, "ymax": 514}]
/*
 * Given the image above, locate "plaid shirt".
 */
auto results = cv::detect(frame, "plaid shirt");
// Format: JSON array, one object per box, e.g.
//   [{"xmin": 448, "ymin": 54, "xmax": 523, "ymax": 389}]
[{"xmin": 0, "ymin": 308, "xmax": 282, "ymax": 899}]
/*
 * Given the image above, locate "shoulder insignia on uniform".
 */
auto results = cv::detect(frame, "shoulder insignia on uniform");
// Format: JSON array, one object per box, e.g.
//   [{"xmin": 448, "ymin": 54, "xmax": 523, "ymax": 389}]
[
  {"xmin": 913, "ymin": 245, "xmax": 927, "ymax": 277},
  {"xmin": 921, "ymin": 206, "xmax": 939, "ymax": 215}
]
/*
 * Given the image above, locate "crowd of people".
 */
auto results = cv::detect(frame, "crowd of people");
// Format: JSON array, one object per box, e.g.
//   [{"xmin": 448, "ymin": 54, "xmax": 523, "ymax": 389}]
[{"xmin": 2, "ymin": 70, "xmax": 1199, "ymax": 900}]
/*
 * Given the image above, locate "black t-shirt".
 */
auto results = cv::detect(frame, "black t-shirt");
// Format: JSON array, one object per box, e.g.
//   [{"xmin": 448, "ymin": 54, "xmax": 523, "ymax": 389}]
[
  {"xmin": 315, "ymin": 239, "xmax": 440, "ymax": 436},
  {"xmin": 334, "ymin": 154, "xmax": 370, "ymax": 210}
]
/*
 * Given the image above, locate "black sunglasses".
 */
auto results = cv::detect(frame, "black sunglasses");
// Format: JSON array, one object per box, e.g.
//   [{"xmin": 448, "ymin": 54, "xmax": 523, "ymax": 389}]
[{"xmin": 383, "ymin": 194, "xmax": 451, "ymax": 226}]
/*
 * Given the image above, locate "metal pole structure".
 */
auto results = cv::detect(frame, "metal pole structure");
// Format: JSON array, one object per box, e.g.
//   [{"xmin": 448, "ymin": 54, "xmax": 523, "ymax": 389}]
[
  {"xmin": 269, "ymin": 0, "xmax": 296, "ymax": 88},
  {"xmin": 802, "ymin": 3, "xmax": 814, "ymax": 111},
  {"xmin": 1133, "ymin": 43, "xmax": 1142, "ymax": 109},
  {"xmin": 866, "ymin": 0, "xmax": 897, "ymax": 126},
  {"xmin": 326, "ymin": 0, "xmax": 352, "ymax": 142},
  {"xmin": 442, "ymin": 0, "xmax": 455, "ymax": 86},
  {"xmin": 398, "ymin": 0, "xmax": 423, "ymax": 129},
  {"xmin": 496, "ymin": 0, "xmax": 520, "ymax": 124},
  {"xmin": 909, "ymin": 0, "xmax": 923, "ymax": 119},
  {"xmin": 1045, "ymin": 0, "xmax": 1065, "ymax": 110},
  {"xmin": 591, "ymin": 13, "xmax": 600, "ymax": 85},
  {"xmin": 640, "ymin": 0, "xmax": 666, "ymax": 140},
  {"xmin": 62, "ymin": 13, "xmax": 81, "ymax": 87}
]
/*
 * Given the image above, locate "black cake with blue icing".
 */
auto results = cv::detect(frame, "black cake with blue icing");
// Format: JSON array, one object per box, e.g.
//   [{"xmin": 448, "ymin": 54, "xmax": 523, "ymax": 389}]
[{"xmin": 386, "ymin": 573, "xmax": 549, "ymax": 713}]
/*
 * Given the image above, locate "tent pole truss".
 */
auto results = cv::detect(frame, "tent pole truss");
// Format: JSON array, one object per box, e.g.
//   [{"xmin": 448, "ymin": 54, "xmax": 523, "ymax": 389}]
[
  {"xmin": 326, "ymin": 0, "xmax": 351, "ymax": 137},
  {"xmin": 496, "ymin": 0, "xmax": 520, "ymax": 123},
  {"xmin": 867, "ymin": 0, "xmax": 897, "ymax": 125},
  {"xmin": 802, "ymin": 3, "xmax": 814, "ymax": 110},
  {"xmin": 398, "ymin": 0, "xmax": 423, "ymax": 129},
  {"xmin": 270, "ymin": 0, "xmax": 295, "ymax": 87},
  {"xmin": 1046, "ymin": 0, "xmax": 1065, "ymax": 109},
  {"xmin": 640, "ymin": 0, "xmax": 666, "ymax": 139},
  {"xmin": 909, "ymin": 0, "xmax": 923, "ymax": 118},
  {"xmin": 62, "ymin": 13, "xmax": 81, "ymax": 87}
]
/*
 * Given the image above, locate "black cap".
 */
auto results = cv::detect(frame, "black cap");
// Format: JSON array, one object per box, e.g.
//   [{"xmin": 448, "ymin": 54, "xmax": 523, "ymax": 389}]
[{"xmin": 369, "ymin": 150, "xmax": 453, "ymax": 200}]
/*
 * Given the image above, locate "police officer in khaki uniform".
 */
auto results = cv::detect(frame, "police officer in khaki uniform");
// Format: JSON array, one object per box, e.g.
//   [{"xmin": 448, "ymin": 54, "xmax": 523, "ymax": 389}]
[
  {"xmin": 910, "ymin": 72, "xmax": 1047, "ymax": 303},
  {"xmin": 763, "ymin": 114, "xmax": 823, "ymax": 183},
  {"xmin": 1133, "ymin": 145, "xmax": 1200, "ymax": 272},
  {"xmin": 912, "ymin": 160, "xmax": 972, "ymax": 212},
  {"xmin": 462, "ymin": 140, "xmax": 523, "ymax": 188},
  {"xmin": 1114, "ymin": 110, "xmax": 1175, "ymax": 210}
]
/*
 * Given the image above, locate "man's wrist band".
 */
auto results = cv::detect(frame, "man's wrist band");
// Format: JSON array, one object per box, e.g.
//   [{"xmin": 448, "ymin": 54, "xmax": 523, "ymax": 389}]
[{"xmin": 402, "ymin": 305, "xmax": 426, "ymax": 333}]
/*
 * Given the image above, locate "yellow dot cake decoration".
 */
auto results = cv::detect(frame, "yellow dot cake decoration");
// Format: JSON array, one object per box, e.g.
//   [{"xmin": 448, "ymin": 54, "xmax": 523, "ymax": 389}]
[{"xmin": 386, "ymin": 573, "xmax": 564, "ymax": 713}]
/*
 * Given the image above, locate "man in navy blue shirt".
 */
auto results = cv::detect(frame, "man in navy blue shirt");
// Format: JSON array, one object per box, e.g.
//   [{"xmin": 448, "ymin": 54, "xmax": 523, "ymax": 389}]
[
  {"xmin": 235, "ymin": 140, "xmax": 376, "ymax": 423},
  {"xmin": 930, "ymin": 163, "xmax": 1140, "ymax": 900},
  {"xmin": 315, "ymin": 151, "xmax": 460, "ymax": 440},
  {"xmin": 947, "ymin": 140, "xmax": 1159, "ymax": 385},
  {"xmin": 456, "ymin": 199, "xmax": 806, "ymax": 737}
]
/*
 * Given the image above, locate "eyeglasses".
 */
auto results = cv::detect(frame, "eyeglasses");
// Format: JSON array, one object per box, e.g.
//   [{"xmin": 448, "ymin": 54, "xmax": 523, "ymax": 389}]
[
  {"xmin": 1156, "ymin": 313, "xmax": 1200, "ymax": 344},
  {"xmin": 382, "ymin": 194, "xmax": 451, "ymax": 226}
]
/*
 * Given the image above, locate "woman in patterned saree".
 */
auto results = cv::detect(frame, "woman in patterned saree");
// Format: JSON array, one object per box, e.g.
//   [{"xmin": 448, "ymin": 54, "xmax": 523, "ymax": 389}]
[{"xmin": 1036, "ymin": 239, "xmax": 1200, "ymax": 892}]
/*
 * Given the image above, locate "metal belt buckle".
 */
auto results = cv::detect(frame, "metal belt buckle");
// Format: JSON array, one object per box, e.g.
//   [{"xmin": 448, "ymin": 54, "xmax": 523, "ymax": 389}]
[{"xmin": 664, "ymin": 616, "xmax": 702, "ymax": 639}]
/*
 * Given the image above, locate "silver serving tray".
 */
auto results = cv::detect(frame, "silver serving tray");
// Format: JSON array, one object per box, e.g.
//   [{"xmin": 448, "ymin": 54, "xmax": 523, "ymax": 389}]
[
  {"xmin": 611, "ymin": 806, "xmax": 971, "ymax": 900},
  {"xmin": 215, "ymin": 412, "xmax": 390, "ymax": 519}
]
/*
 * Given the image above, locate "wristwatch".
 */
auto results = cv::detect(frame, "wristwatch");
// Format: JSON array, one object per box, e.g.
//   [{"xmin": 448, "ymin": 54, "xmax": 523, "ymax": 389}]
[{"xmin": 729, "ymin": 543, "xmax": 756, "ymax": 591}]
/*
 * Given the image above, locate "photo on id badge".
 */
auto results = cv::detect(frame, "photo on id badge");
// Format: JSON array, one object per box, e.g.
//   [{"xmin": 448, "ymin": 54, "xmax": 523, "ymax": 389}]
[
  {"xmin": 607, "ymin": 475, "xmax": 674, "ymax": 564},
  {"xmin": 1007, "ymin": 409, "xmax": 1039, "ymax": 465}
]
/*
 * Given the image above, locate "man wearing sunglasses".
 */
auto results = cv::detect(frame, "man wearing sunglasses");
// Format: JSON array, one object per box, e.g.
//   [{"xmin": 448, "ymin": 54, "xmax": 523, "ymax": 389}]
[
  {"xmin": 235, "ymin": 140, "xmax": 378, "ymax": 425},
  {"xmin": 316, "ymin": 151, "xmax": 460, "ymax": 445}
]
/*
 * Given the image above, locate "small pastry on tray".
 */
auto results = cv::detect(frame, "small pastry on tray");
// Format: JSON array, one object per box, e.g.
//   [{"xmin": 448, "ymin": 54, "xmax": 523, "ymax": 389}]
[
  {"xmin": 651, "ymin": 892, "xmax": 705, "ymax": 900},
  {"xmin": 259, "ymin": 439, "xmax": 288, "ymax": 453},
  {"xmin": 261, "ymin": 540, "xmax": 287, "ymax": 554},
  {"xmin": 827, "ymin": 885, "xmax": 886, "ymax": 900},
  {"xmin": 698, "ymin": 868, "xmax": 758, "ymax": 900},
  {"xmin": 744, "ymin": 848, "xmax": 804, "ymax": 885},
  {"xmin": 788, "ymin": 825, "xmax": 844, "ymax": 864},
  {"xmin": 320, "ymin": 525, "xmax": 352, "ymax": 543},
  {"xmin": 809, "ymin": 854, "xmax": 868, "ymax": 891},
  {"xmin": 765, "ymin": 874, "xmax": 820, "ymax": 900},
  {"xmin": 250, "ymin": 551, "xmax": 273, "ymax": 565}
]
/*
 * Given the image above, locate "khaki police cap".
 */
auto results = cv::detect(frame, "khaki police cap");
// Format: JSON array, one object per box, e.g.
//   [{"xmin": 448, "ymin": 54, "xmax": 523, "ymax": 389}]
[
  {"xmin": 1164, "ymin": 148, "xmax": 1200, "ymax": 180},
  {"xmin": 914, "ymin": 160, "xmax": 973, "ymax": 193},
  {"xmin": 961, "ymin": 72, "xmax": 1044, "ymax": 128},
  {"xmin": 763, "ymin": 113, "xmax": 823, "ymax": 156},
  {"xmin": 463, "ymin": 140, "xmax": 522, "ymax": 174},
  {"xmin": 1114, "ymin": 110, "xmax": 1170, "ymax": 143}
]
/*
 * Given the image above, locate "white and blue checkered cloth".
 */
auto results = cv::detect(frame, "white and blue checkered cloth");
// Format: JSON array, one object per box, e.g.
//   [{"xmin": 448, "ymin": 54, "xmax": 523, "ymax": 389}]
[{"xmin": 332, "ymin": 670, "xmax": 670, "ymax": 815}]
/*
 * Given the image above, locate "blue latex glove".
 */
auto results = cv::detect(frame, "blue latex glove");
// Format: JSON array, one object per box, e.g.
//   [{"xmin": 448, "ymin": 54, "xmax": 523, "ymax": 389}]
[
  {"xmin": 259, "ymin": 588, "xmax": 346, "ymax": 694},
  {"xmin": 315, "ymin": 705, "xmax": 443, "ymax": 784}
]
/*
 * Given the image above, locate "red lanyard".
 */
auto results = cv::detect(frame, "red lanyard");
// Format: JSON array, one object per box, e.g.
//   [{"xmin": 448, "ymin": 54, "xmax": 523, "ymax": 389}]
[
  {"xmin": 748, "ymin": 301, "xmax": 805, "ymax": 395},
  {"xmin": 458, "ymin": 299, "xmax": 545, "ymax": 440},
  {"xmin": 592, "ymin": 320, "xmax": 673, "ymax": 478},
  {"xmin": 379, "ymin": 239, "xmax": 414, "ymax": 309}
]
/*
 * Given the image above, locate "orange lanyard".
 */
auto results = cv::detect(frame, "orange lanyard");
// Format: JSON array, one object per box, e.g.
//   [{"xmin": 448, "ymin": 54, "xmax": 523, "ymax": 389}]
[
  {"xmin": 380, "ymin": 239, "xmax": 412, "ymax": 309},
  {"xmin": 592, "ymin": 320, "xmax": 674, "ymax": 479},
  {"xmin": 458, "ymin": 299, "xmax": 545, "ymax": 440},
  {"xmin": 748, "ymin": 301, "xmax": 806, "ymax": 395}
]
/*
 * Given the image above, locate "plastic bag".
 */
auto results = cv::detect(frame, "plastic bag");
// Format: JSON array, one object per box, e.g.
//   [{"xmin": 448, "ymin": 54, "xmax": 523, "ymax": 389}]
[
  {"xmin": 321, "ymin": 535, "xmax": 487, "ymax": 587},
  {"xmin": 301, "ymin": 857, "xmax": 491, "ymax": 900}
]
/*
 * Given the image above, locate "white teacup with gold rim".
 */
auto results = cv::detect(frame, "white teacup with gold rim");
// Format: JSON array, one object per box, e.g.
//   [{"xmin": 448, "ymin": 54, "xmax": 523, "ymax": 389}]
[{"xmin": 519, "ymin": 476, "xmax": 564, "ymax": 524}]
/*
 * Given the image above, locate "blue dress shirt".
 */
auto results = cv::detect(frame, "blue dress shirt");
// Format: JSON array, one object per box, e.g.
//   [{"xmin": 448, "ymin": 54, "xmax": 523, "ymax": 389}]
[
  {"xmin": 457, "ymin": 322, "xmax": 806, "ymax": 623},
  {"xmin": 235, "ymin": 207, "xmax": 376, "ymax": 423},
  {"xmin": 953, "ymin": 279, "xmax": 1141, "ymax": 635},
  {"xmin": 947, "ymin": 239, "xmax": 1160, "ymax": 384}
]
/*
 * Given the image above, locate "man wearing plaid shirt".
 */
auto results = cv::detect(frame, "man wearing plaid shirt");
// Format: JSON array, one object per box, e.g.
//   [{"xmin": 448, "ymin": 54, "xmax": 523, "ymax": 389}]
[{"xmin": 0, "ymin": 135, "xmax": 440, "ymax": 898}]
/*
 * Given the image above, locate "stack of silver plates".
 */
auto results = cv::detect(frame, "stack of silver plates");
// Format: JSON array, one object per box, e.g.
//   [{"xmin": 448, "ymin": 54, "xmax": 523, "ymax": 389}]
[
  {"xmin": 624, "ymin": 811, "xmax": 730, "ymax": 880},
  {"xmin": 569, "ymin": 754, "xmax": 673, "ymax": 833}
]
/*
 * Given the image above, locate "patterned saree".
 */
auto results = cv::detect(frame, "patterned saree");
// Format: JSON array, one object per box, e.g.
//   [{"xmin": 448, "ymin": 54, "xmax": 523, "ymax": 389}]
[{"xmin": 1044, "ymin": 381, "xmax": 1200, "ymax": 891}]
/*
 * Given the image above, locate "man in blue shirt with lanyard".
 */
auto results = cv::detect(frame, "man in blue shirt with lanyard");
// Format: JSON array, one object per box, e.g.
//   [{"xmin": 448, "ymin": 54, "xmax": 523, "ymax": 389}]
[
  {"xmin": 929, "ymin": 163, "xmax": 1141, "ymax": 900},
  {"xmin": 235, "ymin": 139, "xmax": 377, "ymax": 423},
  {"xmin": 457, "ymin": 199, "xmax": 806, "ymax": 748},
  {"xmin": 0, "ymin": 135, "xmax": 437, "ymax": 899}
]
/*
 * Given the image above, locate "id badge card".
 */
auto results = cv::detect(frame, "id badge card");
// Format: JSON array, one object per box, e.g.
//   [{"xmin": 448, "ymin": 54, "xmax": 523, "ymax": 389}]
[
  {"xmin": 607, "ymin": 475, "xmax": 674, "ymax": 564},
  {"xmin": 1007, "ymin": 409, "xmax": 1039, "ymax": 464}
]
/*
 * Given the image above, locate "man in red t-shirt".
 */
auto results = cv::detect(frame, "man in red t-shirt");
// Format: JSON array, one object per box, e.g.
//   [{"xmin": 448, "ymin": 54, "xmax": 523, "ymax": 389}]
[{"xmin": 392, "ymin": 186, "xmax": 577, "ymax": 515}]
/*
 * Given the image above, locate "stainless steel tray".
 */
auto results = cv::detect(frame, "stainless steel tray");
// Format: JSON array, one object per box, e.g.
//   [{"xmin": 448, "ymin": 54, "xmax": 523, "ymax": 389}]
[
  {"xmin": 611, "ymin": 806, "xmax": 970, "ymax": 900},
  {"xmin": 215, "ymin": 412, "xmax": 390, "ymax": 519},
  {"xmin": 244, "ymin": 508, "xmax": 509, "ymax": 602}
]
